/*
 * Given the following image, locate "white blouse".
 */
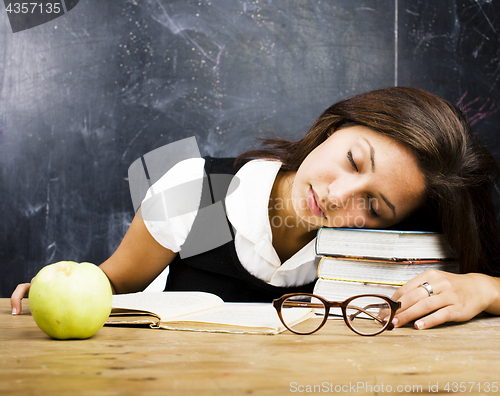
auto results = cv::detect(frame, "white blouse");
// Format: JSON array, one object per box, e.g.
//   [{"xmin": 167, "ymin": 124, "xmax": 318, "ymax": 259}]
[{"xmin": 142, "ymin": 157, "xmax": 319, "ymax": 288}]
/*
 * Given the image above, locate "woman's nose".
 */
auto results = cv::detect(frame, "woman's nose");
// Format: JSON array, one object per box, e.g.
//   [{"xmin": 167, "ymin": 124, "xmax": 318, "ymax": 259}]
[{"xmin": 327, "ymin": 178, "xmax": 361, "ymax": 210}]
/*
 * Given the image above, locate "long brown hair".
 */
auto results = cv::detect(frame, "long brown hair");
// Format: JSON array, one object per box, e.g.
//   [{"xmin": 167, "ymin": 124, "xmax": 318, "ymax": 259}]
[{"xmin": 237, "ymin": 87, "xmax": 500, "ymax": 276}]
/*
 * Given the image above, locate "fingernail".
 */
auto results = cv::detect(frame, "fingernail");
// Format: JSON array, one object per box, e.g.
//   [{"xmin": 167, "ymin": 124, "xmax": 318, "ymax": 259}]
[
  {"xmin": 415, "ymin": 320, "xmax": 424, "ymax": 330},
  {"xmin": 12, "ymin": 308, "xmax": 17, "ymax": 315},
  {"xmin": 392, "ymin": 317, "xmax": 399, "ymax": 327}
]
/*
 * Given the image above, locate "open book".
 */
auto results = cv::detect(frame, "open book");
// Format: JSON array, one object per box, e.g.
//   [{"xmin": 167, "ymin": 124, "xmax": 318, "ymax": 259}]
[{"xmin": 105, "ymin": 291, "xmax": 314, "ymax": 335}]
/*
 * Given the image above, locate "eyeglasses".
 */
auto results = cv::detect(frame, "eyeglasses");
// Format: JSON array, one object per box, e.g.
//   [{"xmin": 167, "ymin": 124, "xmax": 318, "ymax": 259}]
[{"xmin": 273, "ymin": 293, "xmax": 401, "ymax": 336}]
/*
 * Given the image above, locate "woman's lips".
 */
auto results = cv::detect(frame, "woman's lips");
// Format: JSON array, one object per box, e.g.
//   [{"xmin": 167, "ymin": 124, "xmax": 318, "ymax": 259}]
[{"xmin": 307, "ymin": 186, "xmax": 325, "ymax": 218}]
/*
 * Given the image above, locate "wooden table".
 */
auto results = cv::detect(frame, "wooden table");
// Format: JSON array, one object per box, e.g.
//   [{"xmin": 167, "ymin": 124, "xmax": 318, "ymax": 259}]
[{"xmin": 1, "ymin": 299, "xmax": 499, "ymax": 395}]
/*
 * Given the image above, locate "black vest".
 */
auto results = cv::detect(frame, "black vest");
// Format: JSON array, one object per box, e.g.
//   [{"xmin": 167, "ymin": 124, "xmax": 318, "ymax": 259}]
[{"xmin": 164, "ymin": 157, "xmax": 316, "ymax": 302}]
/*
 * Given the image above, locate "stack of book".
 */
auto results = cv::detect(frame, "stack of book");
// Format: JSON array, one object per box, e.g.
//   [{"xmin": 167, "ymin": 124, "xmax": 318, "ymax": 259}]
[{"xmin": 313, "ymin": 228, "xmax": 458, "ymax": 301}]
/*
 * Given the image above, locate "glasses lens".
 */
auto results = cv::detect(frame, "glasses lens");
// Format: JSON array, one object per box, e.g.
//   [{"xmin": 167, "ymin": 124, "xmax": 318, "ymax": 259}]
[
  {"xmin": 345, "ymin": 296, "xmax": 392, "ymax": 335},
  {"xmin": 281, "ymin": 294, "xmax": 326, "ymax": 334}
]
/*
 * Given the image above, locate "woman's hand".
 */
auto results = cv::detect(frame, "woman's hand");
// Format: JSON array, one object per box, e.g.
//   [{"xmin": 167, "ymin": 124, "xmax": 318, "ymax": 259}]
[
  {"xmin": 391, "ymin": 270, "xmax": 500, "ymax": 330},
  {"xmin": 11, "ymin": 282, "xmax": 31, "ymax": 315}
]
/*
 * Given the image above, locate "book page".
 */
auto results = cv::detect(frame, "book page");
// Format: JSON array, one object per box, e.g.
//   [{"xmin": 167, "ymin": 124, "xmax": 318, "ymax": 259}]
[
  {"xmin": 160, "ymin": 303, "xmax": 314, "ymax": 334},
  {"xmin": 111, "ymin": 291, "xmax": 224, "ymax": 321}
]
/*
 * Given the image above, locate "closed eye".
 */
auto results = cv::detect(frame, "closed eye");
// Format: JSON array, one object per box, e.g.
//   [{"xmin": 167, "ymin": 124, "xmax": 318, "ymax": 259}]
[
  {"xmin": 368, "ymin": 197, "xmax": 380, "ymax": 218},
  {"xmin": 347, "ymin": 151, "xmax": 358, "ymax": 172}
]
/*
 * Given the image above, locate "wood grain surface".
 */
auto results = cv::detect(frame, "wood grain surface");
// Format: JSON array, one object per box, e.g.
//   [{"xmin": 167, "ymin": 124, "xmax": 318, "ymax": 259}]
[{"xmin": 1, "ymin": 299, "xmax": 499, "ymax": 395}]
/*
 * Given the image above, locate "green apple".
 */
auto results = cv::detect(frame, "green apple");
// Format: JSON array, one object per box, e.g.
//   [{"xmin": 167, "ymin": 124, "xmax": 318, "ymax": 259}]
[{"xmin": 29, "ymin": 261, "xmax": 112, "ymax": 340}]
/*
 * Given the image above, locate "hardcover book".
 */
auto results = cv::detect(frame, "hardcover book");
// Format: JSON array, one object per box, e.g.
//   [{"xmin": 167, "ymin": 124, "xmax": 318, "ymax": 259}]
[
  {"xmin": 315, "ymin": 228, "xmax": 454, "ymax": 261},
  {"xmin": 313, "ymin": 278, "xmax": 400, "ymax": 301},
  {"xmin": 317, "ymin": 256, "xmax": 459, "ymax": 286}
]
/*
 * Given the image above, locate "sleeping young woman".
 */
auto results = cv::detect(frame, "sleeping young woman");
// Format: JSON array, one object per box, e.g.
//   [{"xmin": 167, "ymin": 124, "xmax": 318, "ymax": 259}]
[{"xmin": 11, "ymin": 86, "xmax": 500, "ymax": 330}]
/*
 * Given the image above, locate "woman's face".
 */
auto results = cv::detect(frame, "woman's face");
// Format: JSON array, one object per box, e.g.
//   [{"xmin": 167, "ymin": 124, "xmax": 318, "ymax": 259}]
[{"xmin": 291, "ymin": 125, "xmax": 426, "ymax": 230}]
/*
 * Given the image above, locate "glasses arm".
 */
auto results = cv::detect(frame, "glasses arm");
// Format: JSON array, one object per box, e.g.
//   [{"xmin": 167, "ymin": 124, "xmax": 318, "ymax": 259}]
[
  {"xmin": 281, "ymin": 302, "xmax": 326, "ymax": 309},
  {"xmin": 281, "ymin": 301, "xmax": 391, "ymax": 325},
  {"xmin": 347, "ymin": 303, "xmax": 391, "ymax": 325}
]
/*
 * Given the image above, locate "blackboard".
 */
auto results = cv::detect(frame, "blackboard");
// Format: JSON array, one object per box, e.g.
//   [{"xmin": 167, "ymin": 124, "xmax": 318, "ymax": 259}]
[{"xmin": 1, "ymin": 0, "xmax": 499, "ymax": 297}]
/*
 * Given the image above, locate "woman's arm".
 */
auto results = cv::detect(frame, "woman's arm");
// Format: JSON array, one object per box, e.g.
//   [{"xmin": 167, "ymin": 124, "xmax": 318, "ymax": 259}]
[
  {"xmin": 391, "ymin": 270, "xmax": 500, "ymax": 329},
  {"xmin": 99, "ymin": 212, "xmax": 177, "ymax": 294},
  {"xmin": 11, "ymin": 211, "xmax": 176, "ymax": 314}
]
